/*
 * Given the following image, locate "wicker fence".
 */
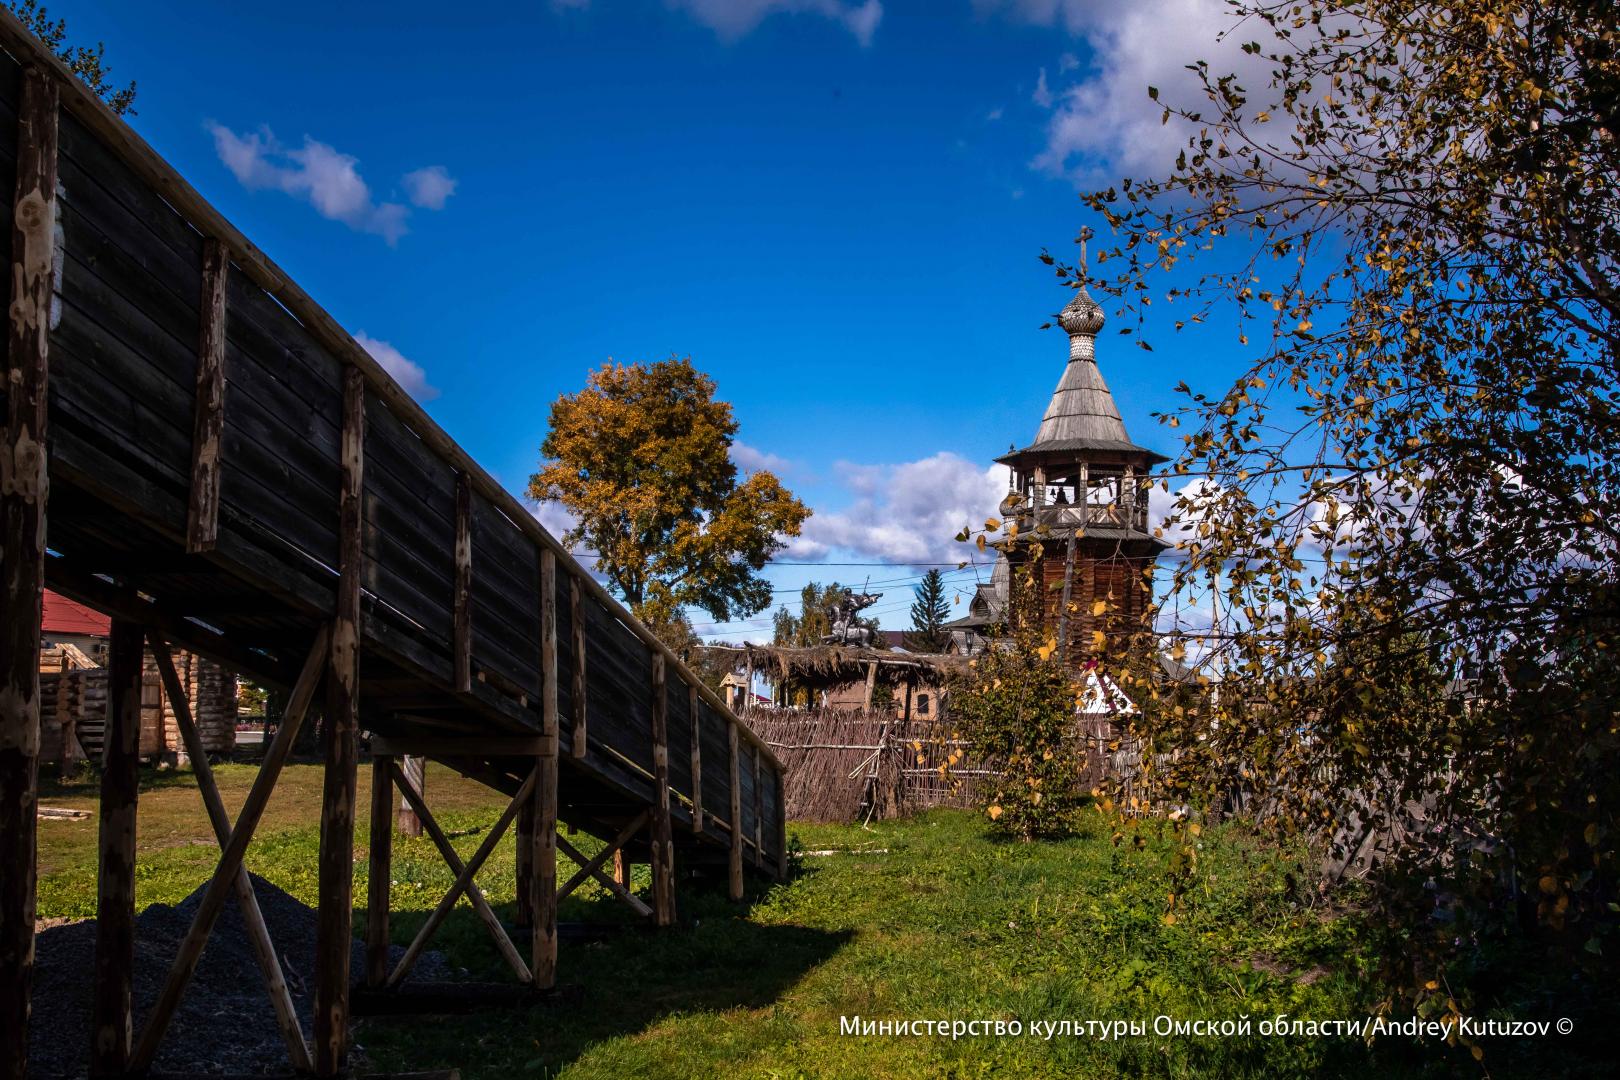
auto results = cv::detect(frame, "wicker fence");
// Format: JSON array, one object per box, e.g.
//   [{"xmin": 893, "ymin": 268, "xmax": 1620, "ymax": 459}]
[{"xmin": 745, "ymin": 706, "xmax": 985, "ymax": 822}]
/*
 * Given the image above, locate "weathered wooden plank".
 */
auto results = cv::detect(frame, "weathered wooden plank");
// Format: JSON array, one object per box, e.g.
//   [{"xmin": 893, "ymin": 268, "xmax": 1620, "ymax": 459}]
[
  {"xmin": 452, "ymin": 471, "xmax": 472, "ymax": 694},
  {"xmin": 649, "ymin": 654, "xmax": 675, "ymax": 927},
  {"xmin": 752, "ymin": 743, "xmax": 764, "ymax": 870},
  {"xmin": 367, "ymin": 753, "xmax": 393, "ymax": 990},
  {"xmin": 0, "ymin": 64, "xmax": 52, "ymax": 1080},
  {"xmin": 184, "ymin": 238, "xmax": 228, "ymax": 552},
  {"xmin": 92, "ymin": 619, "xmax": 141, "ymax": 1077},
  {"xmin": 534, "ymin": 548, "xmax": 560, "ymax": 986},
  {"xmin": 315, "ymin": 367, "xmax": 366, "ymax": 1076}
]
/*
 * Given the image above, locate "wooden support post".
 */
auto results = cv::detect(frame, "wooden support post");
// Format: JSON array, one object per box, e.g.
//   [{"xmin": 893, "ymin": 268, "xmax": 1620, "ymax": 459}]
[
  {"xmin": 389, "ymin": 764, "xmax": 531, "ymax": 985},
  {"xmin": 0, "ymin": 66, "xmax": 56, "ymax": 1080},
  {"xmin": 689, "ymin": 684, "xmax": 703, "ymax": 834},
  {"xmin": 185, "ymin": 238, "xmax": 229, "ymax": 553},
  {"xmin": 129, "ymin": 630, "xmax": 328, "ymax": 1074},
  {"xmin": 861, "ymin": 661, "xmax": 877, "ymax": 711},
  {"xmin": 534, "ymin": 549, "xmax": 560, "ymax": 988},
  {"xmin": 903, "ymin": 682, "xmax": 913, "ymax": 722},
  {"xmin": 452, "ymin": 471, "xmax": 472, "ymax": 693},
  {"xmin": 569, "ymin": 575, "xmax": 587, "ymax": 758},
  {"xmin": 727, "ymin": 720, "xmax": 744, "ymax": 901},
  {"xmin": 613, "ymin": 850, "xmax": 631, "ymax": 891},
  {"xmin": 648, "ymin": 654, "xmax": 675, "ymax": 927},
  {"xmin": 150, "ymin": 639, "xmax": 313, "ymax": 1072},
  {"xmin": 366, "ymin": 753, "xmax": 394, "ymax": 991},
  {"xmin": 396, "ymin": 755, "xmax": 425, "ymax": 838},
  {"xmin": 742, "ymin": 656, "xmax": 753, "ymax": 716},
  {"xmin": 315, "ymin": 366, "xmax": 366, "ymax": 1077},
  {"xmin": 752, "ymin": 743, "xmax": 764, "ymax": 871},
  {"xmin": 91, "ymin": 620, "xmax": 141, "ymax": 1077}
]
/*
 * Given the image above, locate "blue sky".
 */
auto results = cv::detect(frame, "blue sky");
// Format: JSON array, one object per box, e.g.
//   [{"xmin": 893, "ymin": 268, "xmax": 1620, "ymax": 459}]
[{"xmin": 51, "ymin": 0, "xmax": 1258, "ymax": 638}]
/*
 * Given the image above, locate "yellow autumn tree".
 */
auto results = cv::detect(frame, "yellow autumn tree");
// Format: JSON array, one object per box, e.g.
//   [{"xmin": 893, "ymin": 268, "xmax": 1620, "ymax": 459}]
[{"xmin": 529, "ymin": 356, "xmax": 809, "ymax": 650}]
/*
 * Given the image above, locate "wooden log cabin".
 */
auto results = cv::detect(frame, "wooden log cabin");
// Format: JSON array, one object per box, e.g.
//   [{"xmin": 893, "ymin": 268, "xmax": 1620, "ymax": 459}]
[{"xmin": 0, "ymin": 10, "xmax": 787, "ymax": 1079}]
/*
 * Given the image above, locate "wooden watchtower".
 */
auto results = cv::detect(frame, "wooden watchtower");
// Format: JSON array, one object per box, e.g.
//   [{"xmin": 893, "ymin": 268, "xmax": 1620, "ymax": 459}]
[{"xmin": 995, "ymin": 279, "xmax": 1167, "ymax": 669}]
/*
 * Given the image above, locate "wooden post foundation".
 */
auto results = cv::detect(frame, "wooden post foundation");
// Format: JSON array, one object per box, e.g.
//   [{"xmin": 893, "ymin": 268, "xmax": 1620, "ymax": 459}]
[{"xmin": 91, "ymin": 619, "xmax": 142, "ymax": 1076}]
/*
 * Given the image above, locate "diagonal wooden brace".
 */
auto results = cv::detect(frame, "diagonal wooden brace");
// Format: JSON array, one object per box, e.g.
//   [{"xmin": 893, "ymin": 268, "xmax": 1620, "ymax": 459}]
[
  {"xmin": 149, "ymin": 637, "xmax": 312, "ymax": 1073},
  {"xmin": 129, "ymin": 627, "xmax": 330, "ymax": 1074},
  {"xmin": 389, "ymin": 760, "xmax": 531, "ymax": 985},
  {"xmin": 387, "ymin": 764, "xmax": 538, "ymax": 989},
  {"xmin": 557, "ymin": 829, "xmax": 654, "ymax": 919},
  {"xmin": 556, "ymin": 811, "xmax": 649, "ymax": 903}
]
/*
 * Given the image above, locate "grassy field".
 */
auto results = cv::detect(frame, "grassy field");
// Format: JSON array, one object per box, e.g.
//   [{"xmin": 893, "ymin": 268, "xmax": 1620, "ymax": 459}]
[{"xmin": 33, "ymin": 764, "xmax": 1607, "ymax": 1078}]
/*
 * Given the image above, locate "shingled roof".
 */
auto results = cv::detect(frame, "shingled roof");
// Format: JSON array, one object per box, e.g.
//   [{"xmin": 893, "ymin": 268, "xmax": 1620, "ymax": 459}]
[{"xmin": 997, "ymin": 285, "xmax": 1167, "ymax": 467}]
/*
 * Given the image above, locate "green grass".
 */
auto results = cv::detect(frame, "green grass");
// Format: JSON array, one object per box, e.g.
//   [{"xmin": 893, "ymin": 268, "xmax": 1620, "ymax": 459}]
[{"xmin": 34, "ymin": 766, "xmax": 1608, "ymax": 1078}]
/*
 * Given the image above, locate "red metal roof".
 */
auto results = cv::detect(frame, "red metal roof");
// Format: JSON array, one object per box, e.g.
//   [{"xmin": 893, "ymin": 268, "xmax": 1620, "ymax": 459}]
[{"xmin": 42, "ymin": 590, "xmax": 111, "ymax": 636}]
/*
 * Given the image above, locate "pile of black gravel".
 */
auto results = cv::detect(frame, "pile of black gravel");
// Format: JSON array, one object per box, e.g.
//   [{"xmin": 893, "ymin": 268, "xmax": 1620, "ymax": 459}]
[{"xmin": 29, "ymin": 874, "xmax": 451, "ymax": 1077}]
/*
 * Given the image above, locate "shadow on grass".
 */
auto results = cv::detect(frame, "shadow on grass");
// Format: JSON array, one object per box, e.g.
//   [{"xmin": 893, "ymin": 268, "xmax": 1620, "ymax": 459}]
[{"xmin": 359, "ymin": 879, "xmax": 851, "ymax": 1078}]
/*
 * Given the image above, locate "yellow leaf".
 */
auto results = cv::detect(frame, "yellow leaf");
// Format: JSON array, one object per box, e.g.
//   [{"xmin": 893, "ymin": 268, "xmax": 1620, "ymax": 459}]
[
  {"xmin": 976, "ymin": 534, "xmax": 987, "ymax": 552},
  {"xmin": 1092, "ymin": 599, "xmax": 1108, "ymax": 616},
  {"xmin": 984, "ymin": 517, "xmax": 1001, "ymax": 531},
  {"xmin": 1188, "ymin": 823, "xmax": 1201, "ymax": 837},
  {"xmin": 1162, "ymin": 912, "xmax": 1177, "ymax": 926},
  {"xmin": 1037, "ymin": 638, "xmax": 1057, "ymax": 661},
  {"xmin": 1539, "ymin": 875, "xmax": 1559, "ymax": 895},
  {"xmin": 987, "ymin": 805, "xmax": 1003, "ymax": 821}
]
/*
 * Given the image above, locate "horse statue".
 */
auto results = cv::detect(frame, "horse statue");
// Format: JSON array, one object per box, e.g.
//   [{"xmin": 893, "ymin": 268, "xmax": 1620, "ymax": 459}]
[{"xmin": 822, "ymin": 591, "xmax": 882, "ymax": 647}]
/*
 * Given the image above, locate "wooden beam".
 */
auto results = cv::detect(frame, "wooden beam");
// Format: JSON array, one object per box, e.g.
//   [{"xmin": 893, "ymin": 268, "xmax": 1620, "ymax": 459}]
[
  {"xmin": 366, "ymin": 753, "xmax": 393, "ymax": 990},
  {"xmin": 127, "ymin": 627, "xmax": 329, "ymax": 1073},
  {"xmin": 315, "ymin": 365, "xmax": 367, "ymax": 1077},
  {"xmin": 388, "ymin": 767, "xmax": 537, "ymax": 988},
  {"xmin": 648, "ymin": 654, "xmax": 675, "ymax": 927},
  {"xmin": 862, "ymin": 661, "xmax": 877, "ymax": 711},
  {"xmin": 728, "ymin": 720, "xmax": 743, "ymax": 902},
  {"xmin": 776, "ymin": 770, "xmax": 789, "ymax": 881},
  {"xmin": 452, "ymin": 471, "xmax": 472, "ymax": 694},
  {"xmin": 557, "ymin": 833, "xmax": 653, "ymax": 919},
  {"xmin": 388, "ymin": 763, "xmax": 531, "ymax": 986},
  {"xmin": 0, "ymin": 64, "xmax": 56, "ymax": 1080},
  {"xmin": 184, "ymin": 238, "xmax": 229, "ymax": 553},
  {"xmin": 150, "ymin": 639, "xmax": 312, "ymax": 1072},
  {"xmin": 371, "ymin": 735, "xmax": 549, "ymax": 758},
  {"xmin": 556, "ymin": 811, "xmax": 649, "ymax": 901},
  {"xmin": 689, "ymin": 684, "xmax": 703, "ymax": 834},
  {"xmin": 569, "ymin": 576, "xmax": 586, "ymax": 758},
  {"xmin": 91, "ymin": 619, "xmax": 141, "ymax": 1077}
]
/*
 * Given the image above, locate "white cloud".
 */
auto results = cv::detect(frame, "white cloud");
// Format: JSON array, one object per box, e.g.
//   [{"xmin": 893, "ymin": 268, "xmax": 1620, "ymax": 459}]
[
  {"xmin": 1032, "ymin": 66, "xmax": 1052, "ymax": 108},
  {"xmin": 975, "ymin": 0, "xmax": 1293, "ymax": 185},
  {"xmin": 731, "ymin": 441, "xmax": 796, "ymax": 476},
  {"xmin": 786, "ymin": 452, "xmax": 1008, "ymax": 565},
  {"xmin": 402, "ymin": 165, "xmax": 457, "ymax": 210},
  {"xmin": 672, "ymin": 0, "xmax": 883, "ymax": 44},
  {"xmin": 354, "ymin": 332, "xmax": 439, "ymax": 400},
  {"xmin": 208, "ymin": 124, "xmax": 410, "ymax": 243}
]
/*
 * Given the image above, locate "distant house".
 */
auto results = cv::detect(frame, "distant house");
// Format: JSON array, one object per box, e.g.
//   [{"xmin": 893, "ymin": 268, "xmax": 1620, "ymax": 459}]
[{"xmin": 37, "ymin": 590, "xmax": 238, "ymax": 767}]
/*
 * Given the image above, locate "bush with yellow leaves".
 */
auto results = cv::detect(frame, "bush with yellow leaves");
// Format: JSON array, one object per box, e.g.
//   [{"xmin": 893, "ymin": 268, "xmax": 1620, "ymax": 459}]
[{"xmin": 950, "ymin": 631, "xmax": 1085, "ymax": 840}]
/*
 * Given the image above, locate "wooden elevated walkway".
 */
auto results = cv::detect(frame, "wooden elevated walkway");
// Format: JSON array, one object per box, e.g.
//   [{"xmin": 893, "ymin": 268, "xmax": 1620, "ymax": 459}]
[{"xmin": 0, "ymin": 12, "xmax": 784, "ymax": 1079}]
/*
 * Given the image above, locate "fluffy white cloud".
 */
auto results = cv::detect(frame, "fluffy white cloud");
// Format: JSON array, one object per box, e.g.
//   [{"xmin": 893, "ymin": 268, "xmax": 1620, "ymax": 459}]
[
  {"xmin": 980, "ymin": 0, "xmax": 1289, "ymax": 185},
  {"xmin": 353, "ymin": 332, "xmax": 439, "ymax": 400},
  {"xmin": 208, "ymin": 123, "xmax": 455, "ymax": 243},
  {"xmin": 787, "ymin": 452, "xmax": 1008, "ymax": 565},
  {"xmin": 402, "ymin": 165, "xmax": 458, "ymax": 210},
  {"xmin": 731, "ymin": 440, "xmax": 796, "ymax": 476},
  {"xmin": 670, "ymin": 0, "xmax": 881, "ymax": 44}
]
